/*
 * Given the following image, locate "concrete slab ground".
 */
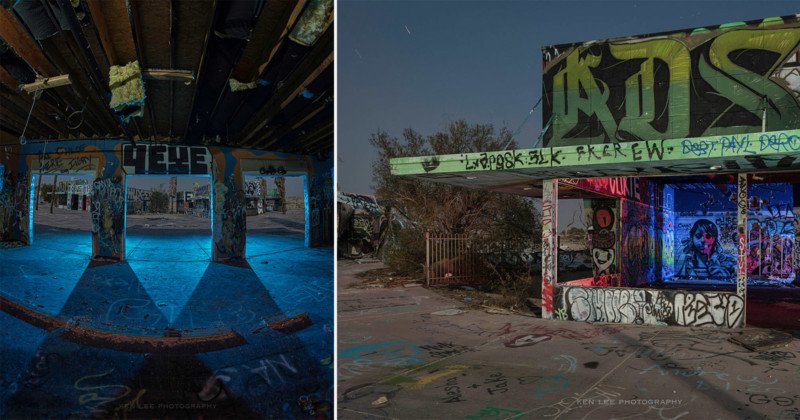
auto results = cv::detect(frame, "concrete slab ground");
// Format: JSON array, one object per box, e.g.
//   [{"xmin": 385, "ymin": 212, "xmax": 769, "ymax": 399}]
[
  {"xmin": 337, "ymin": 261, "xmax": 800, "ymax": 420},
  {"xmin": 1, "ymin": 207, "xmax": 333, "ymax": 418}
]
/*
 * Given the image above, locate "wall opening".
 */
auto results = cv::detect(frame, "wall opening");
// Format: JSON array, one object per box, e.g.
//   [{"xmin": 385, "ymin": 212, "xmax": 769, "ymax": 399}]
[
  {"xmin": 124, "ymin": 175, "xmax": 212, "ymax": 261},
  {"xmin": 244, "ymin": 175, "xmax": 307, "ymax": 260},
  {"xmin": 30, "ymin": 174, "xmax": 94, "ymax": 256},
  {"xmin": 556, "ymin": 198, "xmax": 593, "ymax": 282}
]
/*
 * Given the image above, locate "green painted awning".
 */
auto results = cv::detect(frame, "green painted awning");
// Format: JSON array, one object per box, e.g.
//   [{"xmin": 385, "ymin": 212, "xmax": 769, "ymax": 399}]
[{"xmin": 390, "ymin": 129, "xmax": 800, "ymax": 191}]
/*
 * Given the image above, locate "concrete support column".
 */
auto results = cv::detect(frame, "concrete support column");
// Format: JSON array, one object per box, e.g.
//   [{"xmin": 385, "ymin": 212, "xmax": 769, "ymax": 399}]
[
  {"xmin": 542, "ymin": 178, "xmax": 558, "ymax": 319},
  {"xmin": 90, "ymin": 174, "xmax": 126, "ymax": 260},
  {"xmin": 212, "ymin": 171, "xmax": 246, "ymax": 261},
  {"xmin": 736, "ymin": 172, "xmax": 748, "ymax": 326}
]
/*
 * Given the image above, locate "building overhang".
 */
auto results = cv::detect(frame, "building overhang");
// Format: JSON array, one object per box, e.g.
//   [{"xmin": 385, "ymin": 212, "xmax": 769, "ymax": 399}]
[{"xmin": 390, "ymin": 129, "xmax": 800, "ymax": 193}]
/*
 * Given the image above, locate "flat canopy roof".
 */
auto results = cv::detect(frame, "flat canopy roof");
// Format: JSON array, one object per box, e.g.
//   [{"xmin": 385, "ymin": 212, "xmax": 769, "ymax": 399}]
[{"xmin": 391, "ymin": 129, "xmax": 800, "ymax": 194}]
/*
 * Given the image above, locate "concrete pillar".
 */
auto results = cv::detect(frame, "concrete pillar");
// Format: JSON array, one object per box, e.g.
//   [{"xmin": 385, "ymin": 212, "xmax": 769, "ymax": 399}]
[
  {"xmin": 736, "ymin": 172, "xmax": 748, "ymax": 326},
  {"xmin": 90, "ymin": 175, "xmax": 126, "ymax": 260},
  {"xmin": 542, "ymin": 178, "xmax": 558, "ymax": 319},
  {"xmin": 169, "ymin": 176, "xmax": 177, "ymax": 213},
  {"xmin": 212, "ymin": 171, "xmax": 246, "ymax": 261}
]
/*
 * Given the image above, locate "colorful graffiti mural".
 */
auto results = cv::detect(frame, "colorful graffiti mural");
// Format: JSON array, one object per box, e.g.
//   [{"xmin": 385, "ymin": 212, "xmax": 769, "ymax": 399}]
[
  {"xmin": 91, "ymin": 177, "xmax": 126, "ymax": 258},
  {"xmin": 0, "ymin": 170, "xmax": 29, "ymax": 242},
  {"xmin": 664, "ymin": 182, "xmax": 794, "ymax": 284},
  {"xmin": 554, "ymin": 287, "xmax": 744, "ymax": 328},
  {"xmin": 0, "ymin": 139, "xmax": 333, "ymax": 256},
  {"xmin": 586, "ymin": 198, "xmax": 619, "ymax": 284},
  {"xmin": 621, "ymin": 200, "xmax": 656, "ymax": 287},
  {"xmin": 542, "ymin": 16, "xmax": 800, "ymax": 147}
]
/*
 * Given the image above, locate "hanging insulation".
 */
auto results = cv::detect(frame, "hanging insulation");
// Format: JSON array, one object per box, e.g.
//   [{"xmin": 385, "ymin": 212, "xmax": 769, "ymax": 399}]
[
  {"xmin": 228, "ymin": 78, "xmax": 257, "ymax": 92},
  {"xmin": 108, "ymin": 60, "xmax": 146, "ymax": 122}
]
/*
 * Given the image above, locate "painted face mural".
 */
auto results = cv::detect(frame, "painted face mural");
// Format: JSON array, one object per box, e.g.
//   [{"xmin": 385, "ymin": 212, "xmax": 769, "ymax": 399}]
[
  {"xmin": 694, "ymin": 228, "xmax": 715, "ymax": 259},
  {"xmin": 676, "ymin": 219, "xmax": 736, "ymax": 280}
]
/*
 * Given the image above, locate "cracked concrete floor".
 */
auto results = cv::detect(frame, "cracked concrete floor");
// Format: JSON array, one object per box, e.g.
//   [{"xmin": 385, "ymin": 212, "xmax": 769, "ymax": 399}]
[{"xmin": 337, "ymin": 261, "xmax": 800, "ymax": 420}]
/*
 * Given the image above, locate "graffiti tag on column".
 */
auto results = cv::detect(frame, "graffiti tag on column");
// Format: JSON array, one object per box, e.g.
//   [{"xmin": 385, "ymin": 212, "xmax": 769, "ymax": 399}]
[{"xmin": 121, "ymin": 144, "xmax": 211, "ymax": 174}]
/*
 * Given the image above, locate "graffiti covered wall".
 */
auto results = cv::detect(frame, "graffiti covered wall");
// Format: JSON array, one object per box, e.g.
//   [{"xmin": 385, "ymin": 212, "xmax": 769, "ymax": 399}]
[
  {"xmin": 665, "ymin": 182, "xmax": 794, "ymax": 284},
  {"xmin": 0, "ymin": 134, "xmax": 27, "ymax": 243},
  {"xmin": 553, "ymin": 286, "xmax": 744, "ymax": 328},
  {"xmin": 542, "ymin": 15, "xmax": 800, "ymax": 147},
  {"xmin": 621, "ymin": 199, "xmax": 656, "ymax": 287},
  {"xmin": 0, "ymin": 138, "xmax": 333, "ymax": 257},
  {"xmin": 585, "ymin": 198, "xmax": 620, "ymax": 286}
]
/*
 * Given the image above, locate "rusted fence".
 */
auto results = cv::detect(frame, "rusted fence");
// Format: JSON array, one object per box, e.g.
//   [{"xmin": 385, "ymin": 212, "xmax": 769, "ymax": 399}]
[{"xmin": 426, "ymin": 232, "xmax": 487, "ymax": 286}]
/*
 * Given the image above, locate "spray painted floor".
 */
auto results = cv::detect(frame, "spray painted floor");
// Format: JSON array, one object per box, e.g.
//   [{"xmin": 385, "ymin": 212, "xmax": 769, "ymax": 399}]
[
  {"xmin": 0, "ymin": 209, "xmax": 333, "ymax": 418},
  {"xmin": 338, "ymin": 261, "xmax": 800, "ymax": 420}
]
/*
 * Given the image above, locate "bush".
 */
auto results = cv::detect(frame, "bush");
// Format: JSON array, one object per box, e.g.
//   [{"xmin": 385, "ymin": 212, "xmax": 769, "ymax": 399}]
[{"xmin": 382, "ymin": 225, "xmax": 427, "ymax": 277}]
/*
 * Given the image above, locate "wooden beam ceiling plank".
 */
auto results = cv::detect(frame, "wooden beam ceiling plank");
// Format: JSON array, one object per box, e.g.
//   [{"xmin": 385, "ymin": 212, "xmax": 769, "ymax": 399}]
[
  {"xmin": 41, "ymin": 37, "xmax": 118, "ymax": 135},
  {"xmin": 279, "ymin": 51, "xmax": 332, "ymax": 109},
  {"xmin": 255, "ymin": 101, "xmax": 328, "ymax": 149},
  {"xmin": 86, "ymin": 0, "xmax": 119, "ymax": 65},
  {"xmin": 232, "ymin": 0, "xmax": 305, "ymax": 82},
  {"xmin": 127, "ymin": 0, "xmax": 159, "ymax": 139},
  {"xmin": 0, "ymin": 7, "xmax": 57, "ymax": 77},
  {"xmin": 268, "ymin": 115, "xmax": 332, "ymax": 154},
  {"xmin": 142, "ymin": 69, "xmax": 194, "ymax": 81},
  {"xmin": 172, "ymin": 0, "xmax": 214, "ymax": 140},
  {"xmin": 0, "ymin": 66, "xmax": 19, "ymax": 87},
  {"xmin": 0, "ymin": 67, "xmax": 66, "ymax": 119},
  {"xmin": 237, "ymin": 29, "xmax": 333, "ymax": 145},
  {"xmin": 0, "ymin": 103, "xmax": 47, "ymax": 139},
  {"xmin": 97, "ymin": 0, "xmax": 137, "ymax": 64},
  {"xmin": 0, "ymin": 84, "xmax": 64, "ymax": 135},
  {"xmin": 180, "ymin": 0, "xmax": 218, "ymax": 143},
  {"xmin": 253, "ymin": 0, "xmax": 307, "ymax": 79},
  {"xmin": 0, "ymin": 90, "xmax": 61, "ymax": 136},
  {"xmin": 21, "ymin": 74, "xmax": 71, "ymax": 93},
  {"xmin": 51, "ymin": 85, "xmax": 105, "ymax": 136}
]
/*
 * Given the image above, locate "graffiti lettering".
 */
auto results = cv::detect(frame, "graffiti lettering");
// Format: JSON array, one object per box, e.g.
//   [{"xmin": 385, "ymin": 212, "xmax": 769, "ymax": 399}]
[
  {"xmin": 543, "ymin": 21, "xmax": 800, "ymax": 146},
  {"xmin": 122, "ymin": 144, "xmax": 211, "ymax": 174},
  {"xmin": 559, "ymin": 287, "xmax": 744, "ymax": 327}
]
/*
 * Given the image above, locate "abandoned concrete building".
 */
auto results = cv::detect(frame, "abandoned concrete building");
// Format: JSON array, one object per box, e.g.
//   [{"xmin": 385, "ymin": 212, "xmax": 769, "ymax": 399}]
[
  {"xmin": 392, "ymin": 15, "xmax": 800, "ymax": 329},
  {"xmin": 0, "ymin": 0, "xmax": 333, "ymax": 417}
]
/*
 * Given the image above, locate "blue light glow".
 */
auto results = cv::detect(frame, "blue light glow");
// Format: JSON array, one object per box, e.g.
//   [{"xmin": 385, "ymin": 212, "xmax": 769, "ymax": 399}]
[
  {"xmin": 29, "ymin": 174, "xmax": 35, "ymax": 245},
  {"xmin": 304, "ymin": 174, "xmax": 310, "ymax": 247},
  {"xmin": 124, "ymin": 175, "xmax": 213, "ymax": 259},
  {"xmin": 123, "ymin": 174, "xmax": 127, "ymax": 258}
]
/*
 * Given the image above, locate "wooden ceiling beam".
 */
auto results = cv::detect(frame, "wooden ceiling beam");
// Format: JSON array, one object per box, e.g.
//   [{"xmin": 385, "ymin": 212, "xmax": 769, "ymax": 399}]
[
  {"xmin": 0, "ymin": 7, "xmax": 58, "ymax": 77},
  {"xmin": 86, "ymin": 0, "xmax": 119, "ymax": 65},
  {"xmin": 127, "ymin": 0, "xmax": 158, "ymax": 139},
  {"xmin": 0, "ymin": 103, "xmax": 47, "ymax": 139},
  {"xmin": 0, "ymin": 58, "xmax": 96, "ymax": 137},
  {"xmin": 0, "ymin": 89, "xmax": 60, "ymax": 137},
  {"xmin": 181, "ymin": 0, "xmax": 218, "ymax": 144},
  {"xmin": 0, "ymin": 84, "xmax": 64, "ymax": 136},
  {"xmin": 233, "ymin": 0, "xmax": 306, "ymax": 82},
  {"xmin": 236, "ymin": 28, "xmax": 333, "ymax": 145},
  {"xmin": 254, "ymin": 101, "xmax": 329, "ymax": 150},
  {"xmin": 280, "ymin": 51, "xmax": 332, "ymax": 110},
  {"xmin": 142, "ymin": 69, "xmax": 194, "ymax": 81},
  {"xmin": 274, "ymin": 118, "xmax": 333, "ymax": 155},
  {"xmin": 21, "ymin": 74, "xmax": 71, "ymax": 93},
  {"xmin": 40, "ymin": 37, "xmax": 117, "ymax": 136}
]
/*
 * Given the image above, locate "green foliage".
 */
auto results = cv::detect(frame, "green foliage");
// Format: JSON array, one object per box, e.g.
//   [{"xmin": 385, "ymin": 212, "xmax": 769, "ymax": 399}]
[
  {"xmin": 369, "ymin": 119, "xmax": 542, "ymax": 275},
  {"xmin": 149, "ymin": 191, "xmax": 169, "ymax": 213},
  {"xmin": 382, "ymin": 225, "xmax": 427, "ymax": 276},
  {"xmin": 39, "ymin": 184, "xmax": 54, "ymax": 202}
]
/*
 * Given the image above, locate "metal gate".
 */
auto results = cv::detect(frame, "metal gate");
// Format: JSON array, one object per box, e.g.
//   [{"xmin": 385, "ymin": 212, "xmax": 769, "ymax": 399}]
[{"xmin": 426, "ymin": 232, "xmax": 487, "ymax": 286}]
